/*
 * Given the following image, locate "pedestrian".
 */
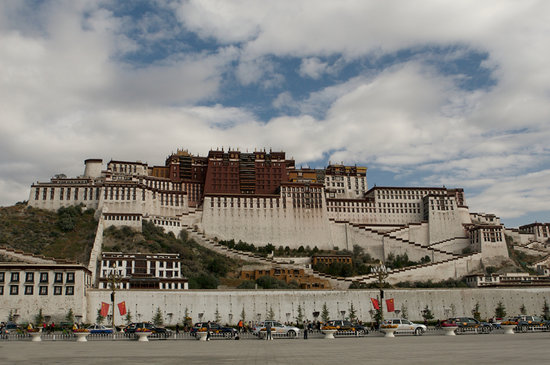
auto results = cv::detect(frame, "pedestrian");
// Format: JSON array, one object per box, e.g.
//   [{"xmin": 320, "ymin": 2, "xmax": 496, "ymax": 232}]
[
  {"xmin": 303, "ymin": 321, "xmax": 308, "ymax": 340},
  {"xmin": 176, "ymin": 323, "xmax": 180, "ymax": 335},
  {"xmin": 266, "ymin": 321, "xmax": 272, "ymax": 340},
  {"xmin": 238, "ymin": 319, "xmax": 244, "ymax": 333},
  {"xmin": 206, "ymin": 321, "xmax": 211, "ymax": 341}
]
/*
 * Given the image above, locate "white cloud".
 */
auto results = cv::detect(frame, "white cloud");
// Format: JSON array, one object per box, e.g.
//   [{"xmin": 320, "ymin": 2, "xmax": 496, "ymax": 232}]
[
  {"xmin": 0, "ymin": 0, "xmax": 549, "ymax": 225},
  {"xmin": 299, "ymin": 58, "xmax": 328, "ymax": 79}
]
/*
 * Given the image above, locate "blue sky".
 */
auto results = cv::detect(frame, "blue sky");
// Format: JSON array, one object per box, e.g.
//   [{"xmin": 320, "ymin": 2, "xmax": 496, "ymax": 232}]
[{"xmin": 0, "ymin": 0, "xmax": 549, "ymax": 227}]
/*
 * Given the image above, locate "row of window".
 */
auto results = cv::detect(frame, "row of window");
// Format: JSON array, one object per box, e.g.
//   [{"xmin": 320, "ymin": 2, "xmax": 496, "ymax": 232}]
[
  {"xmin": 0, "ymin": 272, "xmax": 74, "ymax": 284},
  {"xmin": 36, "ymin": 187, "xmax": 101, "ymax": 201},
  {"xmin": 0, "ymin": 285, "xmax": 74, "ymax": 296},
  {"xmin": 328, "ymin": 207, "xmax": 421, "ymax": 214}
]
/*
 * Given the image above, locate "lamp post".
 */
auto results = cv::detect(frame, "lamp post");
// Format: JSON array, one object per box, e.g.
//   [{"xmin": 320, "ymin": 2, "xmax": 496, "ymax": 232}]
[
  {"xmin": 107, "ymin": 264, "xmax": 122, "ymax": 335},
  {"xmin": 372, "ymin": 264, "xmax": 388, "ymax": 323}
]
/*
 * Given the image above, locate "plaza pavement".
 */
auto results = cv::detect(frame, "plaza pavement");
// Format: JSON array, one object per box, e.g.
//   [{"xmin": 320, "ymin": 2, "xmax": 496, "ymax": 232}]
[{"xmin": 0, "ymin": 332, "xmax": 548, "ymax": 364}]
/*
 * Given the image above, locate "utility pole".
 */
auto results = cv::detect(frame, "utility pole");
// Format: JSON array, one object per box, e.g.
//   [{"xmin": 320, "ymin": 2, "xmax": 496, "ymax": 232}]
[
  {"xmin": 374, "ymin": 263, "xmax": 388, "ymax": 322},
  {"xmin": 108, "ymin": 264, "xmax": 122, "ymax": 336}
]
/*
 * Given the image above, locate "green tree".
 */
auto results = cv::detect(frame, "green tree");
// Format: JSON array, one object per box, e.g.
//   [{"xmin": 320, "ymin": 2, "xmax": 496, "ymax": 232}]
[
  {"xmin": 520, "ymin": 304, "xmax": 527, "ymax": 315},
  {"xmin": 240, "ymin": 307, "xmax": 246, "ymax": 323},
  {"xmin": 184, "ymin": 307, "xmax": 193, "ymax": 327},
  {"xmin": 153, "ymin": 307, "xmax": 164, "ymax": 326},
  {"xmin": 215, "ymin": 308, "xmax": 221, "ymax": 323},
  {"xmin": 542, "ymin": 299, "xmax": 550, "ymax": 320},
  {"xmin": 421, "ymin": 306, "xmax": 434, "ymax": 321},
  {"xmin": 472, "ymin": 302, "xmax": 481, "ymax": 321},
  {"xmin": 321, "ymin": 303, "xmax": 330, "ymax": 323},
  {"xmin": 348, "ymin": 303, "xmax": 357, "ymax": 322},
  {"xmin": 34, "ymin": 308, "xmax": 44, "ymax": 326},
  {"xmin": 495, "ymin": 301, "xmax": 506, "ymax": 319},
  {"xmin": 296, "ymin": 304, "xmax": 304, "ymax": 325},
  {"xmin": 267, "ymin": 306, "xmax": 275, "ymax": 320},
  {"xmin": 400, "ymin": 304, "xmax": 408, "ymax": 319},
  {"xmin": 65, "ymin": 308, "xmax": 75, "ymax": 323},
  {"xmin": 8, "ymin": 310, "xmax": 14, "ymax": 322},
  {"xmin": 125, "ymin": 310, "xmax": 133, "ymax": 325},
  {"xmin": 96, "ymin": 309, "xmax": 105, "ymax": 325}
]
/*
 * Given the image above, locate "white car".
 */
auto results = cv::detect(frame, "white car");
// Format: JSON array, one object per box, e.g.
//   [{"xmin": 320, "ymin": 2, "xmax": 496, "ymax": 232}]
[
  {"xmin": 383, "ymin": 318, "xmax": 426, "ymax": 335},
  {"xmin": 252, "ymin": 320, "xmax": 300, "ymax": 338}
]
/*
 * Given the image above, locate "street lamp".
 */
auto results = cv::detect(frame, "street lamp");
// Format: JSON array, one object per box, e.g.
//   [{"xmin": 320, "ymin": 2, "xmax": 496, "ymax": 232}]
[
  {"xmin": 107, "ymin": 264, "xmax": 122, "ymax": 335},
  {"xmin": 372, "ymin": 264, "xmax": 388, "ymax": 322}
]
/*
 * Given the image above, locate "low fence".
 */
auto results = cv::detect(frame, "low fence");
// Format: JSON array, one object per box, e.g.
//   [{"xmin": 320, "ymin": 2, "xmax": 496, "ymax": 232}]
[{"xmin": 1, "ymin": 325, "xmax": 549, "ymax": 341}]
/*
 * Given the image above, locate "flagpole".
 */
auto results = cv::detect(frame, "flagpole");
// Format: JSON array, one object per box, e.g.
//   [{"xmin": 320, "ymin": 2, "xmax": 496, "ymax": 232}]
[{"xmin": 108, "ymin": 263, "xmax": 122, "ymax": 339}]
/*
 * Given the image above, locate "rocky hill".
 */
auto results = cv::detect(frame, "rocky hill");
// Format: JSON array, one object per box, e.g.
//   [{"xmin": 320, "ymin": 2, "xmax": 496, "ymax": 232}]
[
  {"xmin": 0, "ymin": 203, "xmax": 243, "ymax": 288},
  {"xmin": 0, "ymin": 203, "xmax": 97, "ymax": 264}
]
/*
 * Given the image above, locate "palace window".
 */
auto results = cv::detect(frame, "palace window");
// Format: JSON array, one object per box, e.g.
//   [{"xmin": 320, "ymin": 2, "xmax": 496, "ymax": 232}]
[
  {"xmin": 24, "ymin": 285, "xmax": 33, "ymax": 295},
  {"xmin": 66, "ymin": 272, "xmax": 75, "ymax": 283},
  {"xmin": 54, "ymin": 272, "xmax": 63, "ymax": 283},
  {"xmin": 0, "ymin": 272, "xmax": 3, "ymax": 282},
  {"xmin": 40, "ymin": 272, "xmax": 48, "ymax": 283},
  {"xmin": 25, "ymin": 272, "xmax": 34, "ymax": 283},
  {"xmin": 11, "ymin": 272, "xmax": 19, "ymax": 282},
  {"xmin": 53, "ymin": 286, "xmax": 62, "ymax": 295},
  {"xmin": 10, "ymin": 285, "xmax": 18, "ymax": 295},
  {"xmin": 65, "ymin": 286, "xmax": 74, "ymax": 295},
  {"xmin": 39, "ymin": 286, "xmax": 48, "ymax": 295}
]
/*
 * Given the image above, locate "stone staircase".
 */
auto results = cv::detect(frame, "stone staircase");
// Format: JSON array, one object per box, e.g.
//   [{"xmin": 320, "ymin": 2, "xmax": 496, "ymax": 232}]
[
  {"xmin": 180, "ymin": 224, "xmax": 352, "ymax": 289},
  {"xmin": 350, "ymin": 252, "xmax": 483, "ymax": 285},
  {"xmin": 348, "ymin": 222, "xmax": 459, "ymax": 260}
]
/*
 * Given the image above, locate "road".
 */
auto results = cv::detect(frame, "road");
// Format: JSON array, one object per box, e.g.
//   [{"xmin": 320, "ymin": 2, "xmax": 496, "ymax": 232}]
[{"xmin": 1, "ymin": 332, "xmax": 548, "ymax": 364}]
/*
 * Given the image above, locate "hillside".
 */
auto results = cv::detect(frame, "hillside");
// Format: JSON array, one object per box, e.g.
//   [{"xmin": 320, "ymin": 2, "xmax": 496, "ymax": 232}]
[
  {"xmin": 0, "ymin": 203, "xmax": 97, "ymax": 264},
  {"xmin": 0, "ymin": 204, "xmax": 244, "ymax": 288},
  {"xmin": 102, "ymin": 222, "xmax": 243, "ymax": 288}
]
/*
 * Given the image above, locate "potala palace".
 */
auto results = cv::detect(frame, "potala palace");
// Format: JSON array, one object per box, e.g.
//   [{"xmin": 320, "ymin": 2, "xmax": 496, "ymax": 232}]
[
  {"xmin": 3, "ymin": 148, "xmax": 550, "ymax": 325},
  {"xmin": 26, "ymin": 148, "xmax": 549, "ymax": 285}
]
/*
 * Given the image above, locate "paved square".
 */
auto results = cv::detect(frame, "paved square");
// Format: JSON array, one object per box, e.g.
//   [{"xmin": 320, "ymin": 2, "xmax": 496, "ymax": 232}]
[{"xmin": 1, "ymin": 333, "xmax": 549, "ymax": 364}]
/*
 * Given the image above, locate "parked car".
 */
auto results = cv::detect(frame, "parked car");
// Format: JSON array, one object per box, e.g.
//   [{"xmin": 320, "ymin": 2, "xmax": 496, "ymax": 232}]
[
  {"xmin": 514, "ymin": 315, "xmax": 546, "ymax": 332},
  {"xmin": 382, "ymin": 318, "xmax": 426, "ymax": 335},
  {"xmin": 324, "ymin": 320, "xmax": 368, "ymax": 335},
  {"xmin": 252, "ymin": 320, "xmax": 300, "ymax": 337},
  {"xmin": 190, "ymin": 322, "xmax": 237, "ymax": 338},
  {"xmin": 86, "ymin": 324, "xmax": 114, "ymax": 334},
  {"xmin": 124, "ymin": 322, "xmax": 172, "ymax": 337},
  {"xmin": 4, "ymin": 322, "xmax": 22, "ymax": 334},
  {"xmin": 448, "ymin": 317, "xmax": 493, "ymax": 333}
]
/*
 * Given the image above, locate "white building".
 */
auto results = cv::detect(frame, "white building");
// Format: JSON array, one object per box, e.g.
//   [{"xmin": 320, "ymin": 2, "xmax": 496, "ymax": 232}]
[
  {"xmin": 99, "ymin": 252, "xmax": 188, "ymax": 290},
  {"xmin": 0, "ymin": 263, "xmax": 91, "ymax": 323}
]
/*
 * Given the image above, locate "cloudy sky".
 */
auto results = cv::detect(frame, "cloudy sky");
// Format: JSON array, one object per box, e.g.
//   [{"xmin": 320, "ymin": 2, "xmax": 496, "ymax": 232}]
[{"xmin": 1, "ymin": 0, "xmax": 549, "ymax": 227}]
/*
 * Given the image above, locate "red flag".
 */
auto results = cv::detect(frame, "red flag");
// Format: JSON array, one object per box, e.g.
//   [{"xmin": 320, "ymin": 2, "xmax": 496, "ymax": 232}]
[
  {"xmin": 371, "ymin": 298, "xmax": 380, "ymax": 310},
  {"xmin": 386, "ymin": 298, "xmax": 395, "ymax": 312},
  {"xmin": 118, "ymin": 301, "xmax": 127, "ymax": 316},
  {"xmin": 100, "ymin": 302, "xmax": 110, "ymax": 317}
]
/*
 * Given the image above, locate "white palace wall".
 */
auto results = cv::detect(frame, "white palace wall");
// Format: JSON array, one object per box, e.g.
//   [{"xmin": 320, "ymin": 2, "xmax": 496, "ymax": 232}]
[
  {"xmin": 201, "ymin": 196, "xmax": 333, "ymax": 249},
  {"xmin": 84, "ymin": 287, "xmax": 550, "ymax": 326}
]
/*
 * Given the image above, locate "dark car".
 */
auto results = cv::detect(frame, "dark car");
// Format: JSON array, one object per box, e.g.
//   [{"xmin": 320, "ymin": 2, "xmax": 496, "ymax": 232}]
[
  {"xmin": 124, "ymin": 322, "xmax": 171, "ymax": 337},
  {"xmin": 325, "ymin": 320, "xmax": 368, "ymax": 335},
  {"xmin": 190, "ymin": 322, "xmax": 237, "ymax": 338},
  {"xmin": 449, "ymin": 317, "xmax": 492, "ymax": 334},
  {"xmin": 514, "ymin": 315, "xmax": 546, "ymax": 332}
]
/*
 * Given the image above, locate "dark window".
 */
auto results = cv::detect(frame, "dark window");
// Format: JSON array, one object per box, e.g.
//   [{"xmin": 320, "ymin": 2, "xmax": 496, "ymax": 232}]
[
  {"xmin": 11, "ymin": 272, "xmax": 19, "ymax": 282},
  {"xmin": 40, "ymin": 272, "xmax": 49, "ymax": 283},
  {"xmin": 65, "ymin": 286, "xmax": 74, "ymax": 295},
  {"xmin": 54, "ymin": 272, "xmax": 63, "ymax": 283},
  {"xmin": 39, "ymin": 286, "xmax": 48, "ymax": 295},
  {"xmin": 24, "ymin": 285, "xmax": 33, "ymax": 295},
  {"xmin": 0, "ymin": 286, "xmax": 3, "ymax": 295},
  {"xmin": 0, "ymin": 272, "xmax": 4, "ymax": 282},
  {"xmin": 53, "ymin": 286, "xmax": 62, "ymax": 295},
  {"xmin": 25, "ymin": 272, "xmax": 34, "ymax": 283},
  {"xmin": 10, "ymin": 285, "xmax": 18, "ymax": 295},
  {"xmin": 66, "ymin": 272, "xmax": 75, "ymax": 283}
]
